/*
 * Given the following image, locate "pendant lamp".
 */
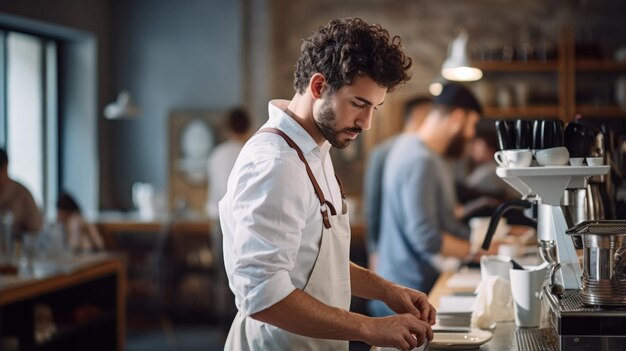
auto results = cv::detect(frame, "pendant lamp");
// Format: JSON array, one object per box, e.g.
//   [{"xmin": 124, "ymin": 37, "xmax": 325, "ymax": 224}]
[{"xmin": 441, "ymin": 30, "xmax": 483, "ymax": 82}]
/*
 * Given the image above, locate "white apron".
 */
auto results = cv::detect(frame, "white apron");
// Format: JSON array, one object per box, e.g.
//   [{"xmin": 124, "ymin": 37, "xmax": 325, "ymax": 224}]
[{"xmin": 224, "ymin": 127, "xmax": 352, "ymax": 351}]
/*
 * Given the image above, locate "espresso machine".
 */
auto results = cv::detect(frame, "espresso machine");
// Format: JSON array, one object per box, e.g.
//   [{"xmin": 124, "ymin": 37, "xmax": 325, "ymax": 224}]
[
  {"xmin": 488, "ymin": 165, "xmax": 626, "ymax": 350},
  {"xmin": 495, "ymin": 166, "xmax": 610, "ymax": 288}
]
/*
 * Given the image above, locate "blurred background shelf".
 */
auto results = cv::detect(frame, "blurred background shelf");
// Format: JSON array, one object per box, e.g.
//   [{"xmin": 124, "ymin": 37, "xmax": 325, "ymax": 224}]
[
  {"xmin": 575, "ymin": 105, "xmax": 626, "ymax": 117},
  {"xmin": 483, "ymin": 106, "xmax": 560, "ymax": 118},
  {"xmin": 575, "ymin": 60, "xmax": 626, "ymax": 71},
  {"xmin": 473, "ymin": 61, "xmax": 559, "ymax": 72}
]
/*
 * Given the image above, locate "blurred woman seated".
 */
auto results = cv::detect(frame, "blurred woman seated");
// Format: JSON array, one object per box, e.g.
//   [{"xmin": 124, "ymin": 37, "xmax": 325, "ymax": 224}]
[{"xmin": 57, "ymin": 192, "xmax": 104, "ymax": 252}]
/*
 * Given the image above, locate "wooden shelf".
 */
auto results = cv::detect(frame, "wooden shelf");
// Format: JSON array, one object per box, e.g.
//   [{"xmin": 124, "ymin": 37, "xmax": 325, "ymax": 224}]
[
  {"xmin": 483, "ymin": 106, "xmax": 560, "ymax": 118},
  {"xmin": 472, "ymin": 60, "xmax": 559, "ymax": 72},
  {"xmin": 575, "ymin": 60, "xmax": 626, "ymax": 71},
  {"xmin": 575, "ymin": 105, "xmax": 626, "ymax": 117}
]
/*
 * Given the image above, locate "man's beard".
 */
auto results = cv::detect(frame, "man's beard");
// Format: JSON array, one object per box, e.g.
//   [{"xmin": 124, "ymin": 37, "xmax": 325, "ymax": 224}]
[
  {"xmin": 445, "ymin": 130, "xmax": 467, "ymax": 159},
  {"xmin": 315, "ymin": 100, "xmax": 362, "ymax": 149}
]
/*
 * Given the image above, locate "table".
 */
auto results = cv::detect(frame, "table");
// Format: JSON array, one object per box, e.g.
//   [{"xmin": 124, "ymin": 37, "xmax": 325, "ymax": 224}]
[
  {"xmin": 0, "ymin": 254, "xmax": 125, "ymax": 351},
  {"xmin": 96, "ymin": 212, "xmax": 211, "ymax": 249}
]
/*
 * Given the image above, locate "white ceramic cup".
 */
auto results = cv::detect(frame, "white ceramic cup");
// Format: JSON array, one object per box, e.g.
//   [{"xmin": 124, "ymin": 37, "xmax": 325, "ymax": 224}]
[
  {"xmin": 586, "ymin": 157, "xmax": 603, "ymax": 166},
  {"xmin": 509, "ymin": 265, "xmax": 547, "ymax": 327},
  {"xmin": 494, "ymin": 149, "xmax": 533, "ymax": 168},
  {"xmin": 569, "ymin": 157, "xmax": 584, "ymax": 166},
  {"xmin": 481, "ymin": 255, "xmax": 512, "ymax": 282},
  {"xmin": 535, "ymin": 146, "xmax": 569, "ymax": 166}
]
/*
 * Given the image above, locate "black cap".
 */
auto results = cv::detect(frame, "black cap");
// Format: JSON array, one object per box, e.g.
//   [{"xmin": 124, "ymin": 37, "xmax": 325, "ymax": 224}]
[{"xmin": 434, "ymin": 83, "xmax": 482, "ymax": 115}]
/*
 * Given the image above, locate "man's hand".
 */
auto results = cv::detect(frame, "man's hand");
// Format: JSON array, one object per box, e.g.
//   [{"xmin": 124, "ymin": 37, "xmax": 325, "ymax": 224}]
[
  {"xmin": 383, "ymin": 284, "xmax": 436, "ymax": 325},
  {"xmin": 360, "ymin": 314, "xmax": 433, "ymax": 351}
]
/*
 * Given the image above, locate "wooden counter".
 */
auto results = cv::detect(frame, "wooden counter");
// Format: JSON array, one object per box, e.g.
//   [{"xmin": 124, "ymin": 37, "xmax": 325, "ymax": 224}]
[{"xmin": 0, "ymin": 254, "xmax": 126, "ymax": 351}]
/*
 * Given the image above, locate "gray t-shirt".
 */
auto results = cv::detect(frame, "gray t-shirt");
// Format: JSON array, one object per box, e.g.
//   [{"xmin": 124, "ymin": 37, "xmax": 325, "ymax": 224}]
[
  {"xmin": 375, "ymin": 134, "xmax": 469, "ymax": 293},
  {"xmin": 363, "ymin": 136, "xmax": 397, "ymax": 255}
]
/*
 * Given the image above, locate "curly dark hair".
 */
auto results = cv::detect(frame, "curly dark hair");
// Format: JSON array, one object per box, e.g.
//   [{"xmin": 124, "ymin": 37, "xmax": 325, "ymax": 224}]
[{"xmin": 294, "ymin": 18, "xmax": 412, "ymax": 94}]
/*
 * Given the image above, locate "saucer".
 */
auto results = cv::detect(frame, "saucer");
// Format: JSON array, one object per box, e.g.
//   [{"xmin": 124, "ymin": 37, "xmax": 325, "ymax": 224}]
[
  {"xmin": 372, "ymin": 329, "xmax": 493, "ymax": 351},
  {"xmin": 429, "ymin": 328, "xmax": 493, "ymax": 350}
]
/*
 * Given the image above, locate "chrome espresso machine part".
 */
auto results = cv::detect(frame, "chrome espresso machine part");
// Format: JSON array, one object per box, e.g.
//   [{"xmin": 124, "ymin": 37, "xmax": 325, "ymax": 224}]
[
  {"xmin": 495, "ymin": 166, "xmax": 610, "ymax": 289},
  {"xmin": 566, "ymin": 221, "xmax": 626, "ymax": 306},
  {"xmin": 493, "ymin": 165, "xmax": 626, "ymax": 351},
  {"xmin": 535, "ymin": 221, "xmax": 626, "ymax": 350}
]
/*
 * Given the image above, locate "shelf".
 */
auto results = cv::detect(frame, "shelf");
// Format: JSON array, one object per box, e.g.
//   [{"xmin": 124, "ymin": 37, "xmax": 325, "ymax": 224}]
[
  {"xmin": 575, "ymin": 60, "xmax": 626, "ymax": 71},
  {"xmin": 575, "ymin": 105, "xmax": 626, "ymax": 117},
  {"xmin": 483, "ymin": 106, "xmax": 560, "ymax": 118},
  {"xmin": 472, "ymin": 60, "xmax": 559, "ymax": 72}
]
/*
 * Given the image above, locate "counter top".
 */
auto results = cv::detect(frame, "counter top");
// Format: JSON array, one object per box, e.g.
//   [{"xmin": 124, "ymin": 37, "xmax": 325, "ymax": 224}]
[
  {"xmin": 0, "ymin": 253, "xmax": 124, "ymax": 306},
  {"xmin": 428, "ymin": 269, "xmax": 536, "ymax": 350}
]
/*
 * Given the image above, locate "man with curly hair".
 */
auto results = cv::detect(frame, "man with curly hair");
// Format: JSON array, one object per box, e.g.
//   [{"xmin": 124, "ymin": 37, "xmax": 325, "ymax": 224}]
[{"xmin": 219, "ymin": 18, "xmax": 435, "ymax": 350}]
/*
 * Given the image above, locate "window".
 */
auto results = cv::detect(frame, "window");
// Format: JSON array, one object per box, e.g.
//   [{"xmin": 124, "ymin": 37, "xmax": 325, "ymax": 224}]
[{"xmin": 1, "ymin": 30, "xmax": 58, "ymax": 219}]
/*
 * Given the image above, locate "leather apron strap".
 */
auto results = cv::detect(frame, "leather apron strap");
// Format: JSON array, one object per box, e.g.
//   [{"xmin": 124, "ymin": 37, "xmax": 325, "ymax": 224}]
[{"xmin": 257, "ymin": 127, "xmax": 341, "ymax": 229}]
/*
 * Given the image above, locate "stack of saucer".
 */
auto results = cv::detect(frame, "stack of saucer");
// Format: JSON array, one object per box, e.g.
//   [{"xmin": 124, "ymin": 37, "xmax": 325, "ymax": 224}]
[{"xmin": 436, "ymin": 296, "xmax": 475, "ymax": 328}]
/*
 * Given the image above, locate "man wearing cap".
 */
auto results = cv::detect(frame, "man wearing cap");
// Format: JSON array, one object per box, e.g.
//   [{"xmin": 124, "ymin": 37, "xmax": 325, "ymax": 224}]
[{"xmin": 369, "ymin": 83, "xmax": 482, "ymax": 317}]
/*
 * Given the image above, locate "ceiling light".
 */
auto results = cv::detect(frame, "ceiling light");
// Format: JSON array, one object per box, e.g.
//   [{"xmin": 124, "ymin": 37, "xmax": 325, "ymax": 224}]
[{"xmin": 441, "ymin": 30, "xmax": 483, "ymax": 82}]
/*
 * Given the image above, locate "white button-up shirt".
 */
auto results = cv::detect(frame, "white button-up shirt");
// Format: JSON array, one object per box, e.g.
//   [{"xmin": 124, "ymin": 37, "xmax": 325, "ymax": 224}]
[{"xmin": 219, "ymin": 100, "xmax": 343, "ymax": 316}]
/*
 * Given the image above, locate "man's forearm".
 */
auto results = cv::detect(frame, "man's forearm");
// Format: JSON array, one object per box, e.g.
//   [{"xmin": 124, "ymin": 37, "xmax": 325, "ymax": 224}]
[
  {"xmin": 441, "ymin": 232, "xmax": 470, "ymax": 258},
  {"xmin": 350, "ymin": 262, "xmax": 391, "ymax": 301},
  {"xmin": 250, "ymin": 288, "xmax": 370, "ymax": 342}
]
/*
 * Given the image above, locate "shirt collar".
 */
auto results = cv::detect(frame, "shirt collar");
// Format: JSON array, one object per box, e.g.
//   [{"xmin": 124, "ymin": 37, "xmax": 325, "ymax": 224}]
[{"xmin": 266, "ymin": 100, "xmax": 331, "ymax": 156}]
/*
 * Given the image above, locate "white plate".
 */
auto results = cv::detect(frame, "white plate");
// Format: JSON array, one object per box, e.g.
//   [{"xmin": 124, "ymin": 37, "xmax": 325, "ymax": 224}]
[
  {"xmin": 429, "ymin": 328, "xmax": 493, "ymax": 350},
  {"xmin": 370, "ymin": 328, "xmax": 492, "ymax": 351}
]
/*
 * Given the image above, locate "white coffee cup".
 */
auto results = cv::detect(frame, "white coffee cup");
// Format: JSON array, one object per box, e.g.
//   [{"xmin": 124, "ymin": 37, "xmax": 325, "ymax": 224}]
[
  {"xmin": 509, "ymin": 265, "xmax": 548, "ymax": 327},
  {"xmin": 494, "ymin": 149, "xmax": 533, "ymax": 168},
  {"xmin": 569, "ymin": 157, "xmax": 584, "ymax": 166},
  {"xmin": 535, "ymin": 146, "xmax": 569, "ymax": 166},
  {"xmin": 586, "ymin": 157, "xmax": 603, "ymax": 166}
]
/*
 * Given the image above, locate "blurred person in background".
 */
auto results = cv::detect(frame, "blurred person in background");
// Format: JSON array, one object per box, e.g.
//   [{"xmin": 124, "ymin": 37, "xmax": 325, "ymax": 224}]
[
  {"xmin": 206, "ymin": 107, "xmax": 252, "ymax": 339},
  {"xmin": 363, "ymin": 96, "xmax": 432, "ymax": 271},
  {"xmin": 0, "ymin": 148, "xmax": 42, "ymax": 234},
  {"xmin": 370, "ymin": 83, "xmax": 482, "ymax": 317},
  {"xmin": 206, "ymin": 108, "xmax": 252, "ymax": 220},
  {"xmin": 456, "ymin": 121, "xmax": 517, "ymax": 219},
  {"xmin": 56, "ymin": 192, "xmax": 104, "ymax": 252}
]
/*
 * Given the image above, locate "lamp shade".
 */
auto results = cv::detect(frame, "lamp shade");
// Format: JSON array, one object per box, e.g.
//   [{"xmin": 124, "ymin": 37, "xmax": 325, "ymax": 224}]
[
  {"xmin": 104, "ymin": 91, "xmax": 141, "ymax": 119},
  {"xmin": 441, "ymin": 30, "xmax": 483, "ymax": 82}
]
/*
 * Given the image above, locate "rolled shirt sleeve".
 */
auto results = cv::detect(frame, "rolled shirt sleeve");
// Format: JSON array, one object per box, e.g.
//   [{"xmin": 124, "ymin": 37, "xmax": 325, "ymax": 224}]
[{"xmin": 221, "ymin": 156, "xmax": 312, "ymax": 316}]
